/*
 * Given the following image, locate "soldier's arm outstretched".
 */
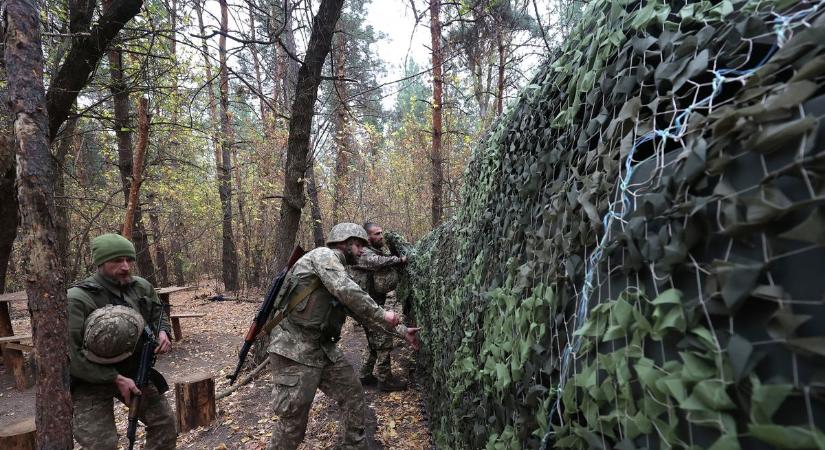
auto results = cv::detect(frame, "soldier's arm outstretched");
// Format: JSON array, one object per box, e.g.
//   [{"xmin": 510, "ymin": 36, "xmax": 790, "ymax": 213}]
[{"xmin": 311, "ymin": 248, "xmax": 420, "ymax": 346}]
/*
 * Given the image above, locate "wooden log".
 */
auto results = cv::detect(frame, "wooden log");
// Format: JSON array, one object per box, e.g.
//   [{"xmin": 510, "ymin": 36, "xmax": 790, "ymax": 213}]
[
  {"xmin": 0, "ymin": 343, "xmax": 31, "ymax": 390},
  {"xmin": 171, "ymin": 317, "xmax": 183, "ymax": 341},
  {"xmin": 174, "ymin": 373, "xmax": 216, "ymax": 432},
  {"xmin": 0, "ymin": 417, "xmax": 35, "ymax": 450}
]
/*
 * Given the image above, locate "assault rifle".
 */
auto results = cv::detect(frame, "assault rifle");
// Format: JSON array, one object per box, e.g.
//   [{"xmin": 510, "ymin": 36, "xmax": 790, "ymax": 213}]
[
  {"xmin": 127, "ymin": 310, "xmax": 166, "ymax": 450},
  {"xmin": 227, "ymin": 246, "xmax": 305, "ymax": 385}
]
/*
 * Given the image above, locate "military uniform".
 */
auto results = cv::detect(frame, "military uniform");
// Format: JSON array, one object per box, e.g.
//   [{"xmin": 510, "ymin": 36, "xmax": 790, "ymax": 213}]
[
  {"xmin": 68, "ymin": 272, "xmax": 177, "ymax": 450},
  {"xmin": 267, "ymin": 246, "xmax": 408, "ymax": 450},
  {"xmin": 350, "ymin": 245, "xmax": 403, "ymax": 383}
]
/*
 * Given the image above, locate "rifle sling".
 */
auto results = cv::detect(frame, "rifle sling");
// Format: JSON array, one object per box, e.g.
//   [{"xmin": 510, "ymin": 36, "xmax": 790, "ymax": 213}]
[{"xmin": 261, "ymin": 277, "xmax": 321, "ymax": 335}]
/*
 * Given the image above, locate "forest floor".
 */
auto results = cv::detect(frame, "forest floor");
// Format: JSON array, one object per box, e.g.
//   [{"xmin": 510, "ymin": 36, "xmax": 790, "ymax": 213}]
[{"xmin": 0, "ymin": 282, "xmax": 430, "ymax": 449}]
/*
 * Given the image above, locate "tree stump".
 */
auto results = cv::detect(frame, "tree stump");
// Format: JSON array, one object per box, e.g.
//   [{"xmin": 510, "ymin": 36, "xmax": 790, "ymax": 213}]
[
  {"xmin": 0, "ymin": 417, "xmax": 35, "ymax": 450},
  {"xmin": 174, "ymin": 373, "xmax": 216, "ymax": 432}
]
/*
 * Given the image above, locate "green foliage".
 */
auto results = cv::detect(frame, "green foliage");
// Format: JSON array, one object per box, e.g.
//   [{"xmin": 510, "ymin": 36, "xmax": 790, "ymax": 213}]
[{"xmin": 399, "ymin": 0, "xmax": 825, "ymax": 448}]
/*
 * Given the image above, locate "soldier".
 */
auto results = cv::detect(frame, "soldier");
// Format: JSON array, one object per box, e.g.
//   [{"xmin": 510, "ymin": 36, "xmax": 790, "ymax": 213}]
[
  {"xmin": 68, "ymin": 233, "xmax": 177, "ymax": 450},
  {"xmin": 267, "ymin": 223, "xmax": 421, "ymax": 450},
  {"xmin": 350, "ymin": 222, "xmax": 408, "ymax": 392}
]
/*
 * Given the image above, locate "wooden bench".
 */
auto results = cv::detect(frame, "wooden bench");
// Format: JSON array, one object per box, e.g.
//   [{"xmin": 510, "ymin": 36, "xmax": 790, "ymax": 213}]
[
  {"xmin": 0, "ymin": 292, "xmax": 31, "ymax": 390},
  {"xmin": 156, "ymin": 286, "xmax": 194, "ymax": 317},
  {"xmin": 169, "ymin": 313, "xmax": 205, "ymax": 341},
  {"xmin": 0, "ymin": 334, "xmax": 32, "ymax": 390},
  {"xmin": 0, "ymin": 416, "xmax": 36, "ymax": 449}
]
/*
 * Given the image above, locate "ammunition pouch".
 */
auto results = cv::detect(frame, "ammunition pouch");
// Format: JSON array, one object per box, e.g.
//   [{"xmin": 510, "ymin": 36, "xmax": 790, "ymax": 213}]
[{"xmin": 319, "ymin": 300, "xmax": 348, "ymax": 343}]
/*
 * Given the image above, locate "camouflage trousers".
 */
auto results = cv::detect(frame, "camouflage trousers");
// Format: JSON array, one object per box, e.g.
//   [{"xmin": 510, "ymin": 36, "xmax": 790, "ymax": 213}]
[
  {"xmin": 267, "ymin": 353, "xmax": 367, "ymax": 450},
  {"xmin": 359, "ymin": 325, "xmax": 393, "ymax": 381},
  {"xmin": 73, "ymin": 381, "xmax": 177, "ymax": 450},
  {"xmin": 360, "ymin": 293, "xmax": 393, "ymax": 381}
]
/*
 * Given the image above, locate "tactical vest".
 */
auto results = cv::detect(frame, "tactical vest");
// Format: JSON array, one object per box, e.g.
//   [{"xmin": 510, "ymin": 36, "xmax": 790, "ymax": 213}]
[
  {"xmin": 70, "ymin": 277, "xmax": 154, "ymax": 320},
  {"xmin": 280, "ymin": 272, "xmax": 347, "ymax": 342},
  {"xmin": 372, "ymin": 268, "xmax": 399, "ymax": 295},
  {"xmin": 69, "ymin": 277, "xmax": 169, "ymax": 392}
]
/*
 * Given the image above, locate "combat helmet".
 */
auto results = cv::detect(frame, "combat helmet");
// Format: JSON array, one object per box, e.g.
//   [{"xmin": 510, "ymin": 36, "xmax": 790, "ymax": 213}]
[
  {"xmin": 82, "ymin": 305, "xmax": 145, "ymax": 364},
  {"xmin": 326, "ymin": 222, "xmax": 369, "ymax": 245}
]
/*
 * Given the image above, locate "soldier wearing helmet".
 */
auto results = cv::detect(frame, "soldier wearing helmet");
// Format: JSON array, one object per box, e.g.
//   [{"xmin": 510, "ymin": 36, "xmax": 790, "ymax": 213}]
[
  {"xmin": 266, "ymin": 223, "xmax": 421, "ymax": 450},
  {"xmin": 68, "ymin": 233, "xmax": 176, "ymax": 449},
  {"xmin": 349, "ymin": 222, "xmax": 408, "ymax": 392}
]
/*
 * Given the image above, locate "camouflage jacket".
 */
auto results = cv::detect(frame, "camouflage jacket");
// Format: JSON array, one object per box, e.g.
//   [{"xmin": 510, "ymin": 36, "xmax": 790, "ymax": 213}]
[
  {"xmin": 350, "ymin": 245, "xmax": 402, "ymax": 298},
  {"xmin": 267, "ymin": 247, "xmax": 407, "ymax": 367},
  {"xmin": 68, "ymin": 273, "xmax": 171, "ymax": 384},
  {"xmin": 353, "ymin": 245, "xmax": 402, "ymax": 271}
]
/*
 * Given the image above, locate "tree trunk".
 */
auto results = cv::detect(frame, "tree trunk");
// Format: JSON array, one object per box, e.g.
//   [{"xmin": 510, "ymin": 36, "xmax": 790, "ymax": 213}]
[
  {"xmin": 194, "ymin": 0, "xmax": 220, "ymax": 287},
  {"xmin": 4, "ymin": 2, "xmax": 73, "ymax": 446},
  {"xmin": 273, "ymin": 1, "xmax": 300, "ymax": 111},
  {"xmin": 174, "ymin": 374, "xmax": 216, "ymax": 432},
  {"xmin": 122, "ymin": 97, "xmax": 149, "ymax": 240},
  {"xmin": 496, "ymin": 33, "xmax": 506, "ymax": 116},
  {"xmin": 170, "ymin": 211, "xmax": 185, "ymax": 285},
  {"xmin": 165, "ymin": 0, "xmax": 184, "ymax": 287},
  {"xmin": 306, "ymin": 159, "xmax": 325, "ymax": 248},
  {"xmin": 109, "ymin": 46, "xmax": 156, "ymax": 283},
  {"xmin": 332, "ymin": 29, "xmax": 351, "ymax": 224},
  {"xmin": 232, "ymin": 143, "xmax": 251, "ymax": 287},
  {"xmin": 194, "ymin": 0, "xmax": 221, "ymax": 169},
  {"xmin": 0, "ymin": 64, "xmax": 17, "ymax": 293},
  {"xmin": 52, "ymin": 117, "xmax": 77, "ymax": 282},
  {"xmin": 272, "ymin": 0, "xmax": 345, "ymax": 271},
  {"xmin": 430, "ymin": 0, "xmax": 444, "ymax": 228},
  {"xmin": 47, "ymin": 0, "xmax": 143, "ymax": 141},
  {"xmin": 147, "ymin": 193, "xmax": 169, "ymax": 287},
  {"xmin": 0, "ymin": 161, "xmax": 15, "ymax": 293},
  {"xmin": 73, "ymin": 129, "xmax": 86, "ymax": 186},
  {"xmin": 270, "ymin": 3, "xmax": 283, "ymax": 113},
  {"xmin": 218, "ymin": 0, "xmax": 239, "ymax": 291},
  {"xmin": 248, "ymin": 3, "xmax": 269, "ymax": 129}
]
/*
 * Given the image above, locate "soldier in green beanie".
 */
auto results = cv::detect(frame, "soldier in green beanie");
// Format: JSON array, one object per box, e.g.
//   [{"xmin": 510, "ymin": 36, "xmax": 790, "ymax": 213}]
[{"xmin": 68, "ymin": 233, "xmax": 177, "ymax": 449}]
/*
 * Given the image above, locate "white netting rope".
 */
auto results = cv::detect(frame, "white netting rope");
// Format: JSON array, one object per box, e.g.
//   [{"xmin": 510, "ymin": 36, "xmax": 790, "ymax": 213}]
[{"xmin": 541, "ymin": 2, "xmax": 824, "ymax": 447}]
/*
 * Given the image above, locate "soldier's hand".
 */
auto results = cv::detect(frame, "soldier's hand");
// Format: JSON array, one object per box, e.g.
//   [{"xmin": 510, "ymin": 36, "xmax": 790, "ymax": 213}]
[
  {"xmin": 155, "ymin": 330, "xmax": 171, "ymax": 354},
  {"xmin": 405, "ymin": 327, "xmax": 421, "ymax": 351},
  {"xmin": 115, "ymin": 374, "xmax": 141, "ymax": 404},
  {"xmin": 384, "ymin": 310, "xmax": 401, "ymax": 327}
]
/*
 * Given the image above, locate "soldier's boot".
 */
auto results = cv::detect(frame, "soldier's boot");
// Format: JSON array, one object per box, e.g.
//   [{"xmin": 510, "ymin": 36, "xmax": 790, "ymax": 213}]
[
  {"xmin": 377, "ymin": 376, "xmax": 407, "ymax": 392},
  {"xmin": 359, "ymin": 373, "xmax": 377, "ymax": 386}
]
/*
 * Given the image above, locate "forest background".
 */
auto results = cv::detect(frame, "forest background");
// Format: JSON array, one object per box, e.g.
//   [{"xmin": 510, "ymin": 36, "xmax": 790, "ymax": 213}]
[
  {"xmin": 0, "ymin": 0, "xmax": 589, "ymax": 444},
  {"xmin": 1, "ymin": 0, "xmax": 583, "ymax": 293}
]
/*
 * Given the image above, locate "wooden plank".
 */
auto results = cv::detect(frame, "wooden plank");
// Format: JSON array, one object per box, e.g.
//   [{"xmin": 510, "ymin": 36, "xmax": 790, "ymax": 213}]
[
  {"xmin": 0, "ymin": 335, "xmax": 32, "ymax": 344},
  {"xmin": 0, "ymin": 291, "xmax": 26, "ymax": 303},
  {"xmin": 5, "ymin": 343, "xmax": 33, "ymax": 352},
  {"xmin": 0, "ymin": 416, "xmax": 36, "ymax": 449},
  {"xmin": 156, "ymin": 286, "xmax": 194, "ymax": 295},
  {"xmin": 169, "ymin": 313, "xmax": 206, "ymax": 319}
]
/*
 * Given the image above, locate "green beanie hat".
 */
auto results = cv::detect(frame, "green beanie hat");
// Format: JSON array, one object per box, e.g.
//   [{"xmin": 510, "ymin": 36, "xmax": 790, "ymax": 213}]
[{"xmin": 92, "ymin": 234, "xmax": 136, "ymax": 266}]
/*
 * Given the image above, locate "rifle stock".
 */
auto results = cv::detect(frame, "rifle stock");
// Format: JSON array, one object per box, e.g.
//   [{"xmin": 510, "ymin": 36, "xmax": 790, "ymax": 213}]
[{"xmin": 227, "ymin": 245, "xmax": 305, "ymax": 384}]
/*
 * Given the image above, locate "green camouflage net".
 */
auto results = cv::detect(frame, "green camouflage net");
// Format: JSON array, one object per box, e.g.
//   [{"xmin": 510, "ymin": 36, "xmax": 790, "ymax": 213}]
[{"xmin": 397, "ymin": 1, "xmax": 825, "ymax": 448}]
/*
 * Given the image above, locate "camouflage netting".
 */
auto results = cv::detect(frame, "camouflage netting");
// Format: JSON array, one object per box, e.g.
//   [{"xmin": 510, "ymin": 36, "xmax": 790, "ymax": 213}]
[{"xmin": 395, "ymin": 0, "xmax": 825, "ymax": 448}]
